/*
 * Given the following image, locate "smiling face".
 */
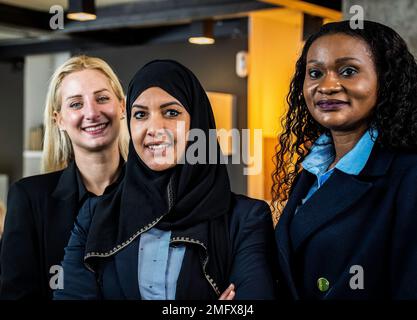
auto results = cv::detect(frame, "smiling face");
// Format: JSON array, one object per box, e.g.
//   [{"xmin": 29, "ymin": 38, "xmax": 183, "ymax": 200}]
[
  {"xmin": 303, "ymin": 33, "xmax": 378, "ymax": 133},
  {"xmin": 55, "ymin": 69, "xmax": 125, "ymax": 155},
  {"xmin": 130, "ymin": 87, "xmax": 191, "ymax": 171}
]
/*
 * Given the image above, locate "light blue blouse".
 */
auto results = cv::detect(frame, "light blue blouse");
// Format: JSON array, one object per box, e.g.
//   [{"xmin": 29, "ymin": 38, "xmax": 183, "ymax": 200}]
[
  {"xmin": 301, "ymin": 128, "xmax": 378, "ymax": 205},
  {"xmin": 138, "ymin": 228, "xmax": 185, "ymax": 300}
]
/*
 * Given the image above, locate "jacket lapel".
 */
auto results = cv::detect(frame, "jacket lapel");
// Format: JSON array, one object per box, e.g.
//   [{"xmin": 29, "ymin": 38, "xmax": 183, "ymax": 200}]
[
  {"xmin": 114, "ymin": 237, "xmax": 141, "ymax": 300},
  {"xmin": 290, "ymin": 170, "xmax": 373, "ymax": 252},
  {"xmin": 275, "ymin": 170, "xmax": 315, "ymax": 299},
  {"xmin": 45, "ymin": 194, "xmax": 78, "ymax": 268},
  {"xmin": 51, "ymin": 161, "xmax": 79, "ymax": 201},
  {"xmin": 289, "ymin": 144, "xmax": 395, "ymax": 252},
  {"xmin": 46, "ymin": 162, "xmax": 79, "ymax": 271}
]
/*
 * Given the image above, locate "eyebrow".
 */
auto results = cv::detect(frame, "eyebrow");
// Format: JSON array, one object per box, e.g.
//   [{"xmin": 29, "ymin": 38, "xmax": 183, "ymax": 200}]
[
  {"xmin": 131, "ymin": 101, "xmax": 183, "ymax": 110},
  {"xmin": 65, "ymin": 88, "xmax": 110, "ymax": 101},
  {"xmin": 307, "ymin": 57, "xmax": 362, "ymax": 65}
]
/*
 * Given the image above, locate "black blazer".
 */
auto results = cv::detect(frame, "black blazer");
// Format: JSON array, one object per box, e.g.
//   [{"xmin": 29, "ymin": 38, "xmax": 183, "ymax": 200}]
[
  {"xmin": 275, "ymin": 145, "xmax": 417, "ymax": 299},
  {"xmin": 54, "ymin": 194, "xmax": 278, "ymax": 300},
  {"xmin": 0, "ymin": 162, "xmax": 81, "ymax": 300}
]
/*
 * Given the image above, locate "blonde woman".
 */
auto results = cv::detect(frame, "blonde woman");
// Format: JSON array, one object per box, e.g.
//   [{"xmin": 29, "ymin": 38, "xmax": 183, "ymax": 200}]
[{"xmin": 0, "ymin": 55, "xmax": 128, "ymax": 299}]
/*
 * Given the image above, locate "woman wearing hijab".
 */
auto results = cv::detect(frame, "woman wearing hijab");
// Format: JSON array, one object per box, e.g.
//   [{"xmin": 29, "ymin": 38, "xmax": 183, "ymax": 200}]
[{"xmin": 54, "ymin": 60, "xmax": 277, "ymax": 300}]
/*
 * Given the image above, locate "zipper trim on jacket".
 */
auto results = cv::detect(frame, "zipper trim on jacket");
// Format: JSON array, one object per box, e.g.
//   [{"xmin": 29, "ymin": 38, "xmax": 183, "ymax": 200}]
[
  {"xmin": 84, "ymin": 214, "xmax": 165, "ymax": 272},
  {"xmin": 171, "ymin": 237, "xmax": 221, "ymax": 296},
  {"xmin": 84, "ymin": 179, "xmax": 176, "ymax": 270}
]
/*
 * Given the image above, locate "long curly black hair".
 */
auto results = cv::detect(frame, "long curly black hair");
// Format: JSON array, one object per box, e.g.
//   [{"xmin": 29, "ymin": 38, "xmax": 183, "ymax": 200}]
[{"xmin": 271, "ymin": 20, "xmax": 417, "ymax": 214}]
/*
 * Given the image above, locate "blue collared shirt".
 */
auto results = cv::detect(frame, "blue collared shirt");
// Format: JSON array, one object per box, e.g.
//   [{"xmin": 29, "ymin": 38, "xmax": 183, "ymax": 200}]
[
  {"xmin": 138, "ymin": 228, "xmax": 186, "ymax": 300},
  {"xmin": 301, "ymin": 128, "xmax": 378, "ymax": 205}
]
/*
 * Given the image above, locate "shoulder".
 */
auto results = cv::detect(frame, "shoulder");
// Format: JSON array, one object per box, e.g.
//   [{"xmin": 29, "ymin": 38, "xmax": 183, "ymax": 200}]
[
  {"xmin": 229, "ymin": 193, "xmax": 272, "ymax": 227},
  {"xmin": 6, "ymin": 171, "xmax": 66, "ymax": 223},
  {"xmin": 391, "ymin": 150, "xmax": 417, "ymax": 172},
  {"xmin": 231, "ymin": 193, "xmax": 270, "ymax": 215},
  {"xmin": 228, "ymin": 194, "xmax": 275, "ymax": 253},
  {"xmin": 364, "ymin": 145, "xmax": 417, "ymax": 182},
  {"xmin": 383, "ymin": 150, "xmax": 417, "ymax": 187},
  {"xmin": 10, "ymin": 170, "xmax": 64, "ymax": 197},
  {"xmin": 390, "ymin": 151, "xmax": 417, "ymax": 195}
]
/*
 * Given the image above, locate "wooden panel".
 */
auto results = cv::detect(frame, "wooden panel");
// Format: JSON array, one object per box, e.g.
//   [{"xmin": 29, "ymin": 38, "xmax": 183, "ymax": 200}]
[
  {"xmin": 247, "ymin": 8, "xmax": 302, "ymax": 199},
  {"xmin": 207, "ymin": 91, "xmax": 236, "ymax": 156},
  {"xmin": 263, "ymin": 136, "xmax": 277, "ymax": 201}
]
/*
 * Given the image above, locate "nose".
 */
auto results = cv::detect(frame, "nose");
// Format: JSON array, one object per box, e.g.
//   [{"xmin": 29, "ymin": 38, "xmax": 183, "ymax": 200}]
[
  {"xmin": 317, "ymin": 72, "xmax": 342, "ymax": 95},
  {"xmin": 146, "ymin": 114, "xmax": 165, "ymax": 138},
  {"xmin": 83, "ymin": 98, "xmax": 101, "ymax": 121}
]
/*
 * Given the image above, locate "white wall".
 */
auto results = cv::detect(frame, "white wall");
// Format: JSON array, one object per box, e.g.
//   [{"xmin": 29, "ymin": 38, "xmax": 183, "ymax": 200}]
[
  {"xmin": 0, "ymin": 174, "xmax": 8, "ymax": 206},
  {"xmin": 23, "ymin": 52, "xmax": 70, "ymax": 177}
]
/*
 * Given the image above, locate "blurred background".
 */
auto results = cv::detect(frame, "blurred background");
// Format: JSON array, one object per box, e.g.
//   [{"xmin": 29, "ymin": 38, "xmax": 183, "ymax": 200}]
[{"xmin": 0, "ymin": 0, "xmax": 416, "ymax": 208}]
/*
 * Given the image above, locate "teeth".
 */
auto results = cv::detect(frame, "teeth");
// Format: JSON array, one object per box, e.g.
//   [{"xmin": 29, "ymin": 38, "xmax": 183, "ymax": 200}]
[
  {"xmin": 147, "ymin": 144, "xmax": 169, "ymax": 150},
  {"xmin": 84, "ymin": 123, "xmax": 107, "ymax": 132}
]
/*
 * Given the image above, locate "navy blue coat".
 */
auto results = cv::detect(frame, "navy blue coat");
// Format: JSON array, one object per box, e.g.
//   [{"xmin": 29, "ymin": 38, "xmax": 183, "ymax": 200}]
[
  {"xmin": 275, "ymin": 145, "xmax": 417, "ymax": 299},
  {"xmin": 0, "ymin": 163, "xmax": 81, "ymax": 299},
  {"xmin": 55, "ymin": 194, "xmax": 278, "ymax": 300}
]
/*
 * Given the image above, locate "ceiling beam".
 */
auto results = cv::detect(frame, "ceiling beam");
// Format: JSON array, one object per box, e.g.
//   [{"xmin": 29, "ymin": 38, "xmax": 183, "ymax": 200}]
[
  {"xmin": 0, "ymin": 0, "xmax": 273, "ymax": 59},
  {"xmin": 0, "ymin": 18, "xmax": 248, "ymax": 60},
  {"xmin": 303, "ymin": 0, "xmax": 341, "ymax": 11},
  {"xmin": 61, "ymin": 0, "xmax": 276, "ymax": 33},
  {"xmin": 0, "ymin": 3, "xmax": 52, "ymax": 30},
  {"xmin": 259, "ymin": 0, "xmax": 342, "ymax": 20}
]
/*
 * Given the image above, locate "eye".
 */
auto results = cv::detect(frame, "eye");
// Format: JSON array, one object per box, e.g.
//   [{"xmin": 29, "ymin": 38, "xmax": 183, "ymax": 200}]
[
  {"xmin": 97, "ymin": 96, "xmax": 110, "ymax": 103},
  {"xmin": 308, "ymin": 69, "xmax": 322, "ymax": 79},
  {"xmin": 165, "ymin": 109, "xmax": 181, "ymax": 118},
  {"xmin": 133, "ymin": 111, "xmax": 147, "ymax": 119},
  {"xmin": 69, "ymin": 101, "xmax": 82, "ymax": 109},
  {"xmin": 340, "ymin": 67, "xmax": 358, "ymax": 77}
]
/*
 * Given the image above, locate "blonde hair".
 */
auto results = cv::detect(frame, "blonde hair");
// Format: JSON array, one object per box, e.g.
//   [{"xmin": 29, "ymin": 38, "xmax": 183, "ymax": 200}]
[
  {"xmin": 0, "ymin": 201, "xmax": 5, "ymax": 238},
  {"xmin": 42, "ymin": 55, "xmax": 129, "ymax": 173}
]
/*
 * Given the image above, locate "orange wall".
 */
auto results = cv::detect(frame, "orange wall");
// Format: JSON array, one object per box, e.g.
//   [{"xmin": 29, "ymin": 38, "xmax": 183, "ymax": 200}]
[{"xmin": 247, "ymin": 8, "xmax": 303, "ymax": 200}]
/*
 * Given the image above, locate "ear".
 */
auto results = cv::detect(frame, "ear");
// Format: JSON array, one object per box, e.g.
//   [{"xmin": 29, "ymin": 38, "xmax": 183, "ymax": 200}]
[
  {"xmin": 121, "ymin": 97, "xmax": 126, "ymax": 113},
  {"xmin": 120, "ymin": 97, "xmax": 126, "ymax": 119},
  {"xmin": 53, "ymin": 110, "xmax": 65, "ymax": 131}
]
